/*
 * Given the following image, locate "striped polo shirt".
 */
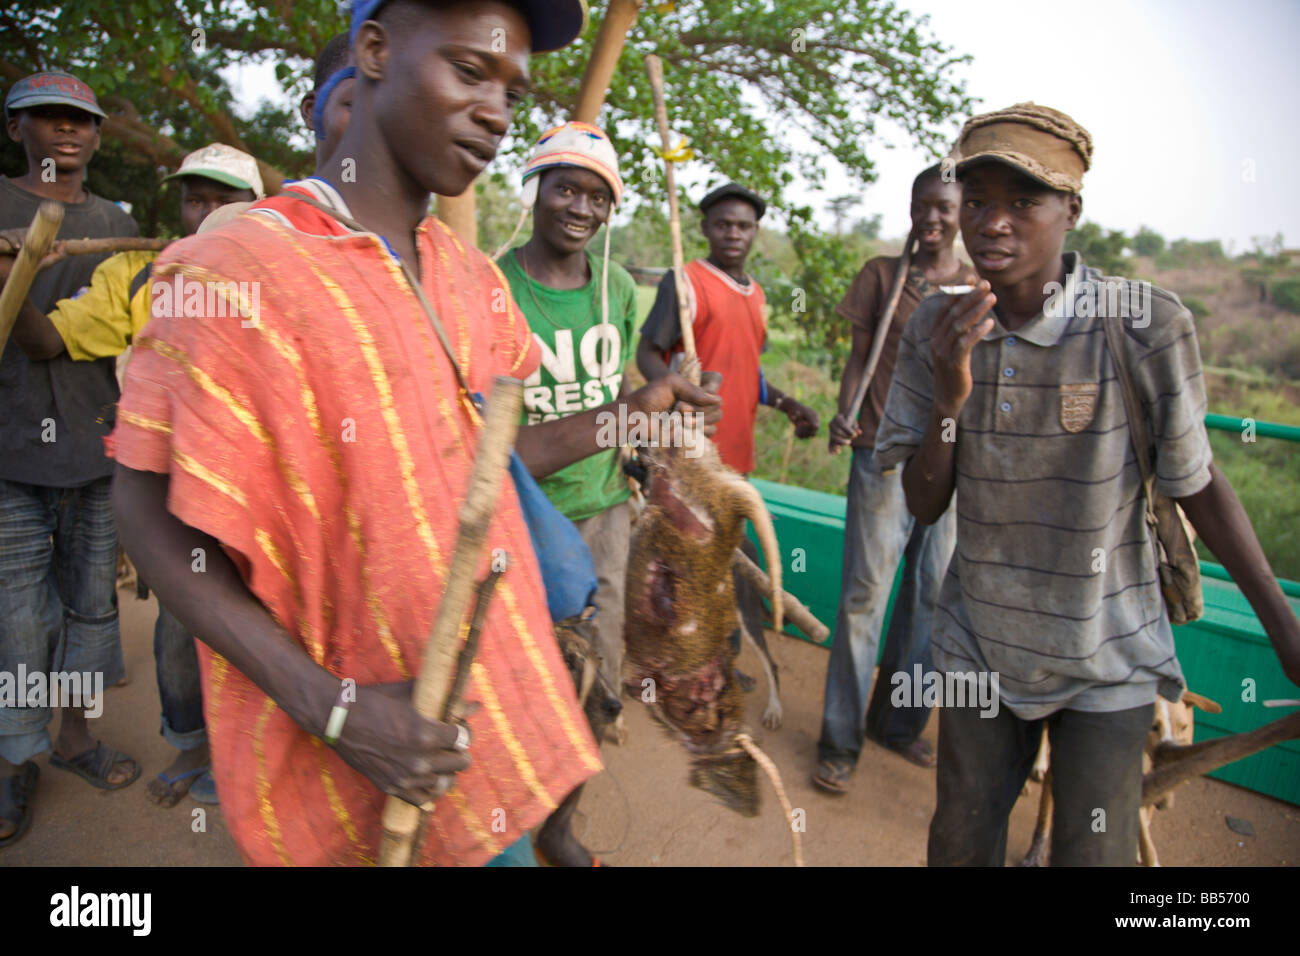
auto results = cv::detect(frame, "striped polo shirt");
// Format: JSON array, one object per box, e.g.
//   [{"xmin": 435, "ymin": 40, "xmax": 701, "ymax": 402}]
[{"xmin": 876, "ymin": 252, "xmax": 1213, "ymax": 719}]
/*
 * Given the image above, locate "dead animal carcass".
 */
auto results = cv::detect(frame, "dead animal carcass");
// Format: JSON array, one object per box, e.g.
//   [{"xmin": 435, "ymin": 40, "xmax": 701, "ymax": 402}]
[{"xmin": 623, "ymin": 428, "xmax": 782, "ymax": 816}]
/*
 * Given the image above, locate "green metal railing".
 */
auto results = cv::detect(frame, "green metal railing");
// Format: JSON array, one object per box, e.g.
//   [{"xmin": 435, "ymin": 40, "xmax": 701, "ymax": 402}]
[
  {"xmin": 1199, "ymin": 413, "xmax": 1300, "ymax": 592},
  {"xmin": 1203, "ymin": 413, "xmax": 1300, "ymax": 442}
]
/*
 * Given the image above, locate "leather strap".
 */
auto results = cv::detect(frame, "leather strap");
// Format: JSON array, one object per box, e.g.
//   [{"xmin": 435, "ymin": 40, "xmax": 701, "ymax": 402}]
[
  {"xmin": 276, "ymin": 189, "xmax": 476, "ymax": 401},
  {"xmin": 1101, "ymin": 309, "xmax": 1158, "ymax": 526}
]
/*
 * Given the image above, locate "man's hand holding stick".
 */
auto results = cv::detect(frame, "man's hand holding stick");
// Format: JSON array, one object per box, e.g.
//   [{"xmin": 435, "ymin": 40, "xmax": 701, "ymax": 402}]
[
  {"xmin": 0, "ymin": 203, "xmax": 64, "ymax": 355},
  {"xmin": 644, "ymin": 53, "xmax": 699, "ymax": 387},
  {"xmin": 829, "ymin": 231, "xmax": 919, "ymax": 454},
  {"xmin": 378, "ymin": 376, "xmax": 524, "ymax": 867}
]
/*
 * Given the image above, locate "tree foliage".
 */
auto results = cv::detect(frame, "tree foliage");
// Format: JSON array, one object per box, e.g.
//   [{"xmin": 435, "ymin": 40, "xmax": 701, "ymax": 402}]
[
  {"xmin": 1132, "ymin": 225, "xmax": 1165, "ymax": 258},
  {"xmin": 2, "ymin": 0, "xmax": 972, "ymax": 314},
  {"xmin": 1065, "ymin": 220, "xmax": 1130, "ymax": 276}
]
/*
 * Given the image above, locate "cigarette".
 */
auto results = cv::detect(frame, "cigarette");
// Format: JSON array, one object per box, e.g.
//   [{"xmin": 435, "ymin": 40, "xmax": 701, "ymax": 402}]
[{"xmin": 939, "ymin": 285, "xmax": 974, "ymax": 295}]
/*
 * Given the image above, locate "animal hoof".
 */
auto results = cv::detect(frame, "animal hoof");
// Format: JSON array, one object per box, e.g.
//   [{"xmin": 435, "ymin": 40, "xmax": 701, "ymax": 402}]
[
  {"xmin": 762, "ymin": 701, "xmax": 783, "ymax": 730},
  {"xmin": 606, "ymin": 713, "xmax": 628, "ymax": 747}
]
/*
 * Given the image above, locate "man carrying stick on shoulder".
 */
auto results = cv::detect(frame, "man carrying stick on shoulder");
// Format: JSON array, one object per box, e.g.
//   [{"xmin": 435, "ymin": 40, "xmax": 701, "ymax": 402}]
[
  {"xmin": 813, "ymin": 164, "xmax": 975, "ymax": 793},
  {"xmin": 110, "ymin": 0, "xmax": 717, "ymax": 867},
  {"xmin": 5, "ymin": 144, "xmax": 264, "ymax": 812},
  {"xmin": 876, "ymin": 103, "xmax": 1300, "ymax": 865},
  {"xmin": 0, "ymin": 71, "xmax": 140, "ymax": 849}
]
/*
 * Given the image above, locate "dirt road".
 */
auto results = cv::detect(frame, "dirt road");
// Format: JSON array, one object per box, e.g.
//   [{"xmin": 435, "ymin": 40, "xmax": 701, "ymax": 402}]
[{"xmin": 4, "ymin": 590, "xmax": 1297, "ymax": 866}]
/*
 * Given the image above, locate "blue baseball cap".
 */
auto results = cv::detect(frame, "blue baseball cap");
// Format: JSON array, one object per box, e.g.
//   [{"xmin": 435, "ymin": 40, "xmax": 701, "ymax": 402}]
[
  {"xmin": 348, "ymin": 0, "xmax": 588, "ymax": 53},
  {"xmin": 5, "ymin": 71, "xmax": 107, "ymax": 122}
]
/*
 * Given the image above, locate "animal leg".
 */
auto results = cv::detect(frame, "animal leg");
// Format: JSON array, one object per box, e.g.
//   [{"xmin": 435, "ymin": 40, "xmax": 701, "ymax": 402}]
[
  {"xmin": 1138, "ymin": 805, "xmax": 1160, "ymax": 867},
  {"xmin": 1019, "ymin": 767, "xmax": 1053, "ymax": 867},
  {"xmin": 1031, "ymin": 726, "xmax": 1049, "ymax": 782},
  {"xmin": 738, "ymin": 608, "xmax": 782, "ymax": 730}
]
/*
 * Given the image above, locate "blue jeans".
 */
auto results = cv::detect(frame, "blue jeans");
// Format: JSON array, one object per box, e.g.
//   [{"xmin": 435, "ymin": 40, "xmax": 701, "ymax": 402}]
[
  {"xmin": 0, "ymin": 477, "xmax": 124, "ymax": 765},
  {"xmin": 817, "ymin": 449, "xmax": 956, "ymax": 764},
  {"xmin": 153, "ymin": 603, "xmax": 206, "ymax": 751}
]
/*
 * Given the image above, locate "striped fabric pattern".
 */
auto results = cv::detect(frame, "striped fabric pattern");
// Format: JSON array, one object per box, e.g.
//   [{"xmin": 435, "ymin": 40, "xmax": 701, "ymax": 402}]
[
  {"xmin": 112, "ymin": 185, "xmax": 601, "ymax": 865},
  {"xmin": 876, "ymin": 253, "xmax": 1213, "ymax": 719}
]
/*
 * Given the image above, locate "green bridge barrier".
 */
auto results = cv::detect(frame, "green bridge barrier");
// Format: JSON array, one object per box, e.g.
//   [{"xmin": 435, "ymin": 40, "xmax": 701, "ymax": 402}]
[{"xmin": 748, "ymin": 413, "xmax": 1300, "ymax": 806}]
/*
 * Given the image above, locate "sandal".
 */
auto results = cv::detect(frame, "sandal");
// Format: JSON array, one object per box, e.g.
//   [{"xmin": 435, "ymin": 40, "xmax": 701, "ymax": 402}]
[
  {"xmin": 0, "ymin": 762, "xmax": 39, "ymax": 849},
  {"xmin": 146, "ymin": 765, "xmax": 210, "ymax": 808},
  {"xmin": 188, "ymin": 770, "xmax": 219, "ymax": 805},
  {"xmin": 886, "ymin": 738, "xmax": 937, "ymax": 769},
  {"xmin": 811, "ymin": 759, "xmax": 853, "ymax": 795},
  {"xmin": 49, "ymin": 742, "xmax": 140, "ymax": 791}
]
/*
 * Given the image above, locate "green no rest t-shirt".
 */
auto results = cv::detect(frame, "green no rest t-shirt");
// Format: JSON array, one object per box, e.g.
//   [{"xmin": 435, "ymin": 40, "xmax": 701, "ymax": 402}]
[{"xmin": 499, "ymin": 248, "xmax": 638, "ymax": 522}]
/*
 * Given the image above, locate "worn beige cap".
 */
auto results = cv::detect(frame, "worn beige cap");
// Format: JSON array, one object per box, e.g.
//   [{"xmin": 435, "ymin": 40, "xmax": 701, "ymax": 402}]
[
  {"xmin": 955, "ymin": 103, "xmax": 1093, "ymax": 194},
  {"xmin": 164, "ymin": 143, "xmax": 265, "ymax": 198}
]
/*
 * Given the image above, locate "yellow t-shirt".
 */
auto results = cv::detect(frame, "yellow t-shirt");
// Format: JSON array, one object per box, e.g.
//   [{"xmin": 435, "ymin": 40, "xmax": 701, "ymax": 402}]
[{"xmin": 47, "ymin": 249, "xmax": 158, "ymax": 361}]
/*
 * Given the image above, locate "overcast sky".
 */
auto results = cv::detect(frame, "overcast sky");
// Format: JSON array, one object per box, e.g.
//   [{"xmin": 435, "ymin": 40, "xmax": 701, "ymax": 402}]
[
  {"xmin": 227, "ymin": 0, "xmax": 1299, "ymax": 251},
  {"xmin": 845, "ymin": 0, "xmax": 1300, "ymax": 252}
]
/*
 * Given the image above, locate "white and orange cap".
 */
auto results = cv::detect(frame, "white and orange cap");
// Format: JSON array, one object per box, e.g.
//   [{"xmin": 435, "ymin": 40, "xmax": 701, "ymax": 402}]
[
  {"xmin": 520, "ymin": 121, "xmax": 623, "ymax": 206},
  {"xmin": 494, "ymin": 122, "xmax": 624, "ymax": 331},
  {"xmin": 493, "ymin": 121, "xmax": 623, "ymax": 263}
]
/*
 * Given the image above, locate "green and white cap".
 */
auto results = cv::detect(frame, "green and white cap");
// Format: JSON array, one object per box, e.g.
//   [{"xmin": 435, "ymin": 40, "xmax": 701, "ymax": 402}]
[{"xmin": 164, "ymin": 143, "xmax": 265, "ymax": 199}]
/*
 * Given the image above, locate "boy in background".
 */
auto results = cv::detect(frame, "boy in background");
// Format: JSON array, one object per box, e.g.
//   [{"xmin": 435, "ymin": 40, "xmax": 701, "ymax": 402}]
[
  {"xmin": 0, "ymin": 71, "xmax": 140, "ymax": 848},
  {"xmin": 7, "ymin": 144, "xmax": 264, "ymax": 810}
]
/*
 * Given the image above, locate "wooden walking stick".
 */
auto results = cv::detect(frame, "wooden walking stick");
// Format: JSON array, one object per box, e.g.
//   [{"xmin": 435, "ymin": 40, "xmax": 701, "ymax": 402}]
[
  {"xmin": 0, "ymin": 235, "xmax": 169, "ymax": 258},
  {"xmin": 0, "ymin": 201, "xmax": 64, "ymax": 354},
  {"xmin": 378, "ymin": 376, "xmax": 524, "ymax": 867},
  {"xmin": 644, "ymin": 53, "xmax": 698, "ymax": 385},
  {"xmin": 731, "ymin": 551, "xmax": 829, "ymax": 644},
  {"xmin": 573, "ymin": 0, "xmax": 643, "ymax": 123},
  {"xmin": 832, "ymin": 231, "xmax": 918, "ymax": 454}
]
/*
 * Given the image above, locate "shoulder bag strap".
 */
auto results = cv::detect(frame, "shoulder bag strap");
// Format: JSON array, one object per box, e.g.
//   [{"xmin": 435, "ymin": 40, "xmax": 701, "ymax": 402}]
[
  {"xmin": 1101, "ymin": 311, "xmax": 1159, "ymax": 524},
  {"xmin": 276, "ymin": 189, "xmax": 476, "ymax": 402}
]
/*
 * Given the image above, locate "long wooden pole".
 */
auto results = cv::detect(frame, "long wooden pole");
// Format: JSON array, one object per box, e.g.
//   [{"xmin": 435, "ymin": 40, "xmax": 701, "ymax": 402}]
[
  {"xmin": 644, "ymin": 53, "xmax": 698, "ymax": 384},
  {"xmin": 840, "ymin": 233, "xmax": 917, "ymax": 432},
  {"xmin": 0, "ymin": 235, "xmax": 169, "ymax": 258},
  {"xmin": 732, "ymin": 551, "xmax": 829, "ymax": 644},
  {"xmin": 378, "ymin": 376, "xmax": 524, "ymax": 867},
  {"xmin": 435, "ymin": 191, "xmax": 478, "ymax": 248},
  {"xmin": 573, "ymin": 0, "xmax": 642, "ymax": 123},
  {"xmin": 0, "ymin": 201, "xmax": 64, "ymax": 355}
]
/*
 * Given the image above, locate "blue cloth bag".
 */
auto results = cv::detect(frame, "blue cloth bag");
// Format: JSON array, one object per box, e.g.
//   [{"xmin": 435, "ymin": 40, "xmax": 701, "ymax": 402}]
[{"xmin": 507, "ymin": 452, "xmax": 598, "ymax": 622}]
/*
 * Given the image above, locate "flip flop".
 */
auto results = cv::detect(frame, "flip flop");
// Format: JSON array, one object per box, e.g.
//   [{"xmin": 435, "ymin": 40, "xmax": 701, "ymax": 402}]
[
  {"xmin": 0, "ymin": 762, "xmax": 39, "ymax": 849},
  {"xmin": 188, "ymin": 770, "xmax": 219, "ymax": 805},
  {"xmin": 886, "ymin": 738, "xmax": 937, "ymax": 769},
  {"xmin": 147, "ymin": 765, "xmax": 209, "ymax": 808},
  {"xmin": 812, "ymin": 759, "xmax": 853, "ymax": 795},
  {"xmin": 48, "ymin": 742, "xmax": 140, "ymax": 791}
]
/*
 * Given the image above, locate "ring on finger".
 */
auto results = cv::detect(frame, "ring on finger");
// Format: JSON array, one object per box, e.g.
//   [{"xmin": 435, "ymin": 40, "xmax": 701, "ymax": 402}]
[{"xmin": 452, "ymin": 723, "xmax": 470, "ymax": 753}]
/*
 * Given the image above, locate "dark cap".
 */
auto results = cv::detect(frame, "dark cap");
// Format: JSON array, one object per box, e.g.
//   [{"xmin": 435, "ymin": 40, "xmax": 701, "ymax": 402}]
[
  {"xmin": 699, "ymin": 182, "xmax": 766, "ymax": 220},
  {"xmin": 5, "ymin": 71, "xmax": 107, "ymax": 122},
  {"xmin": 349, "ymin": 0, "xmax": 588, "ymax": 53}
]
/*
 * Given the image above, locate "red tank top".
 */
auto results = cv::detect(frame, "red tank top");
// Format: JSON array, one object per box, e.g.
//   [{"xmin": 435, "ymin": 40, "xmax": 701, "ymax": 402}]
[{"xmin": 664, "ymin": 258, "xmax": 767, "ymax": 474}]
